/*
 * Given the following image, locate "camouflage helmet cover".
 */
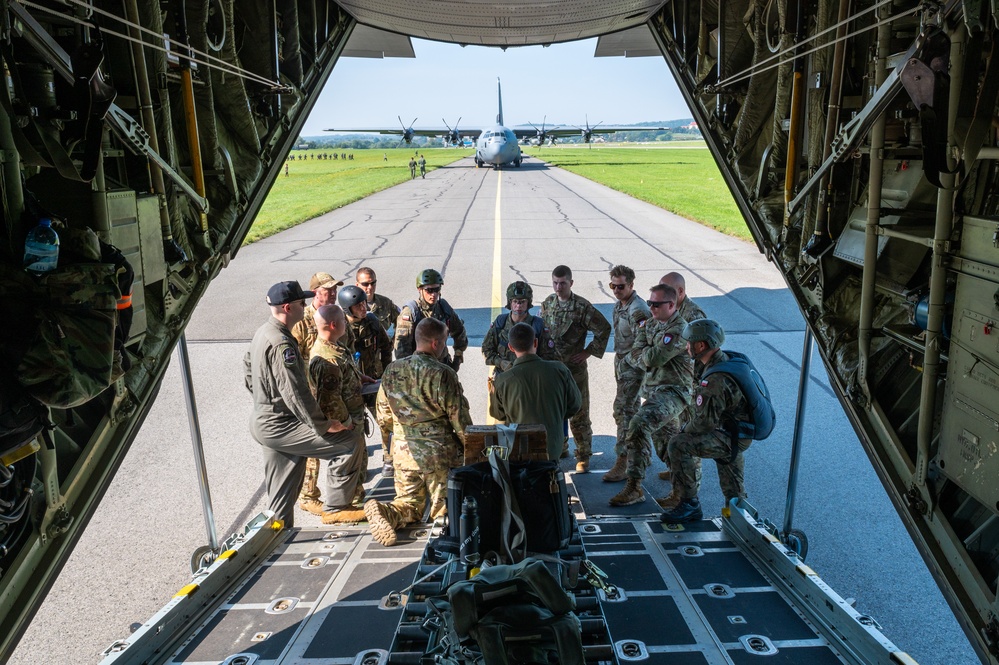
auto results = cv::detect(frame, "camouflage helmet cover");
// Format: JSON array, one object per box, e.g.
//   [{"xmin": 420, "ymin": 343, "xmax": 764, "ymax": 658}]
[
  {"xmin": 338, "ymin": 285, "xmax": 367, "ymax": 310},
  {"xmin": 682, "ymin": 319, "xmax": 725, "ymax": 349},
  {"xmin": 417, "ymin": 268, "xmax": 443, "ymax": 288},
  {"xmin": 505, "ymin": 281, "xmax": 533, "ymax": 309}
]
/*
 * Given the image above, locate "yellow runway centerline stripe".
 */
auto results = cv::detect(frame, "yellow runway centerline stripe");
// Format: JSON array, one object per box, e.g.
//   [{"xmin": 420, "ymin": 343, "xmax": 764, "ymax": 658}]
[{"xmin": 486, "ymin": 171, "xmax": 503, "ymax": 425}]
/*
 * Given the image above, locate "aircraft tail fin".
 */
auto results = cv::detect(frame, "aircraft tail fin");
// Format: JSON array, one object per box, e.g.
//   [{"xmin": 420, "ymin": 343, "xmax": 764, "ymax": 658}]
[{"xmin": 496, "ymin": 77, "xmax": 504, "ymax": 126}]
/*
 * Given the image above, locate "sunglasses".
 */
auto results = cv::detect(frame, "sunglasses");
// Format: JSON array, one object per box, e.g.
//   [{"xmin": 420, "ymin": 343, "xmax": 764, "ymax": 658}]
[
  {"xmin": 422, "ymin": 286, "xmax": 442, "ymax": 294},
  {"xmin": 359, "ymin": 280, "xmax": 376, "ymax": 287},
  {"xmin": 609, "ymin": 283, "xmax": 629, "ymax": 291},
  {"xmin": 647, "ymin": 300, "xmax": 675, "ymax": 308}
]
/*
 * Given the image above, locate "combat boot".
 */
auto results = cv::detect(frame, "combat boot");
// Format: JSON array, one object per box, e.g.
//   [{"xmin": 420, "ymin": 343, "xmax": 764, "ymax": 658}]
[
  {"xmin": 602, "ymin": 455, "xmax": 628, "ymax": 482},
  {"xmin": 575, "ymin": 458, "xmax": 590, "ymax": 473},
  {"xmin": 560, "ymin": 440, "xmax": 570, "ymax": 459},
  {"xmin": 364, "ymin": 499, "xmax": 398, "ymax": 546},
  {"xmin": 609, "ymin": 478, "xmax": 645, "ymax": 506},
  {"xmin": 298, "ymin": 499, "xmax": 324, "ymax": 516},
  {"xmin": 321, "ymin": 508, "xmax": 366, "ymax": 524},
  {"xmin": 655, "ymin": 490, "xmax": 681, "ymax": 510},
  {"xmin": 382, "ymin": 462, "xmax": 394, "ymax": 478},
  {"xmin": 660, "ymin": 497, "xmax": 702, "ymax": 525},
  {"xmin": 657, "ymin": 469, "xmax": 672, "ymax": 482}
]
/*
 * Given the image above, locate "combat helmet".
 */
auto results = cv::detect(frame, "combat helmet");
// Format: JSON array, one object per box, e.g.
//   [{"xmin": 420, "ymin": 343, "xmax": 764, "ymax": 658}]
[
  {"xmin": 682, "ymin": 319, "xmax": 725, "ymax": 349},
  {"xmin": 338, "ymin": 285, "xmax": 367, "ymax": 310},
  {"xmin": 417, "ymin": 268, "xmax": 443, "ymax": 288},
  {"xmin": 505, "ymin": 281, "xmax": 533, "ymax": 309}
]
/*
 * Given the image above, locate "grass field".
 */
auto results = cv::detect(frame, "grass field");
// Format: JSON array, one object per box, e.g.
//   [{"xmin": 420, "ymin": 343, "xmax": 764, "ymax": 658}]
[{"xmin": 248, "ymin": 142, "xmax": 748, "ymax": 244}]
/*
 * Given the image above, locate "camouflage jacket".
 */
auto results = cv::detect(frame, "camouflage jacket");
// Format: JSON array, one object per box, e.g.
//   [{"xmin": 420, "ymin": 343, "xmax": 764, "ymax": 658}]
[
  {"xmin": 368, "ymin": 292, "xmax": 400, "ymax": 339},
  {"xmin": 539, "ymin": 292, "xmax": 611, "ymax": 368},
  {"xmin": 612, "ymin": 291, "xmax": 651, "ymax": 356},
  {"xmin": 482, "ymin": 312, "xmax": 559, "ymax": 372},
  {"xmin": 678, "ymin": 296, "xmax": 706, "ymax": 322},
  {"xmin": 376, "ymin": 351, "xmax": 472, "ymax": 472},
  {"xmin": 290, "ymin": 303, "xmax": 319, "ymax": 360},
  {"xmin": 307, "ymin": 337, "xmax": 365, "ymax": 425},
  {"xmin": 393, "ymin": 296, "xmax": 468, "ymax": 360},
  {"xmin": 628, "ymin": 311, "xmax": 694, "ymax": 401},
  {"xmin": 684, "ymin": 350, "xmax": 751, "ymax": 439},
  {"xmin": 345, "ymin": 311, "xmax": 393, "ymax": 379}
]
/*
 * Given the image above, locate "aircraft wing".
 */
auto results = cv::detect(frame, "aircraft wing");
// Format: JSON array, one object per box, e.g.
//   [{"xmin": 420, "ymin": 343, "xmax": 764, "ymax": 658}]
[
  {"xmin": 323, "ymin": 127, "xmax": 484, "ymax": 138},
  {"xmin": 544, "ymin": 125, "xmax": 670, "ymax": 136}
]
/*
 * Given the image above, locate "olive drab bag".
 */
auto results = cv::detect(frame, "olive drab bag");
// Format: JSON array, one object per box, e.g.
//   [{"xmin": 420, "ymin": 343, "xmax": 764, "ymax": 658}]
[{"xmin": 0, "ymin": 225, "xmax": 133, "ymax": 408}]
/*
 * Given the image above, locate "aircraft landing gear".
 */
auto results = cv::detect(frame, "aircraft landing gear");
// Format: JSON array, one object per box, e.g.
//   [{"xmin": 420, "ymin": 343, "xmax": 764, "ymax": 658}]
[
  {"xmin": 514, "ymin": 158, "xmax": 522, "ymax": 167},
  {"xmin": 475, "ymin": 157, "xmax": 483, "ymax": 168}
]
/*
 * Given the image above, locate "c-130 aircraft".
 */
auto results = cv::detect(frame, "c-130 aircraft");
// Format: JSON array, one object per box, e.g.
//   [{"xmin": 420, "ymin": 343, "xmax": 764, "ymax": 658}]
[
  {"xmin": 1, "ymin": 1, "xmax": 998, "ymax": 664},
  {"xmin": 326, "ymin": 78, "xmax": 668, "ymax": 167}
]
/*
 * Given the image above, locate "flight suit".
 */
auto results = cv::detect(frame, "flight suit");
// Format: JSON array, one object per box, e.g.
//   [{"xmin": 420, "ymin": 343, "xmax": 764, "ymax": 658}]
[
  {"xmin": 668, "ymin": 350, "xmax": 752, "ymax": 503},
  {"xmin": 481, "ymin": 313, "xmax": 559, "ymax": 373},
  {"xmin": 244, "ymin": 317, "xmax": 361, "ymax": 527},
  {"xmin": 394, "ymin": 296, "xmax": 468, "ymax": 365},
  {"xmin": 539, "ymin": 292, "xmax": 611, "ymax": 461},
  {"xmin": 612, "ymin": 292, "xmax": 651, "ymax": 449},
  {"xmin": 373, "ymin": 351, "xmax": 471, "ymax": 527},
  {"xmin": 623, "ymin": 311, "xmax": 693, "ymax": 479}
]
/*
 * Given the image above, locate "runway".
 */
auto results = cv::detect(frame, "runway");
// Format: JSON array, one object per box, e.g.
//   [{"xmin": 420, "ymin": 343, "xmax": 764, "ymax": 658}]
[{"xmin": 10, "ymin": 155, "xmax": 974, "ymax": 664}]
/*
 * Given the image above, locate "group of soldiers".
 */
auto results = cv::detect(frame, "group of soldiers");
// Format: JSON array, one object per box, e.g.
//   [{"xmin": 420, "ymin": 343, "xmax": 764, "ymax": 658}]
[
  {"xmin": 245, "ymin": 263, "xmax": 757, "ymax": 546},
  {"xmin": 409, "ymin": 155, "xmax": 427, "ymax": 179}
]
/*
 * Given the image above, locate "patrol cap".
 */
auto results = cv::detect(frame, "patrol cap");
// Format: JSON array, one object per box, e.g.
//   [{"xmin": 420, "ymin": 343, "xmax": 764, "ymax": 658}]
[
  {"xmin": 267, "ymin": 280, "xmax": 313, "ymax": 306},
  {"xmin": 309, "ymin": 272, "xmax": 344, "ymax": 290}
]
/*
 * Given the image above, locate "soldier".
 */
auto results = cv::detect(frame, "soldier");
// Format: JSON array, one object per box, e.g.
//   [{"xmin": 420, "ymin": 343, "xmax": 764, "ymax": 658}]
[
  {"xmin": 605, "ymin": 264, "xmax": 652, "ymax": 483},
  {"xmin": 244, "ymin": 282, "xmax": 364, "ymax": 527},
  {"xmin": 364, "ymin": 318, "xmax": 472, "ymax": 546},
  {"xmin": 291, "ymin": 272, "xmax": 343, "ymax": 360},
  {"xmin": 409, "ymin": 156, "xmax": 417, "ymax": 179},
  {"xmin": 418, "ymin": 154, "xmax": 427, "ymax": 178},
  {"xmin": 609, "ymin": 284, "xmax": 693, "ymax": 506},
  {"xmin": 338, "ymin": 285, "xmax": 395, "ymax": 477},
  {"xmin": 539, "ymin": 265, "xmax": 611, "ymax": 472},
  {"xmin": 490, "ymin": 323, "xmax": 581, "ymax": 461},
  {"xmin": 661, "ymin": 320, "xmax": 755, "ymax": 524},
  {"xmin": 356, "ymin": 266, "xmax": 400, "ymax": 340},
  {"xmin": 394, "ymin": 269, "xmax": 468, "ymax": 370},
  {"xmin": 660, "ymin": 272, "xmax": 706, "ymax": 323},
  {"xmin": 482, "ymin": 281, "xmax": 558, "ymax": 375}
]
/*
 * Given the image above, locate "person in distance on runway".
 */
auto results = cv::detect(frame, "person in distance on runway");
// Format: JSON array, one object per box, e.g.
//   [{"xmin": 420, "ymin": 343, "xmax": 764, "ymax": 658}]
[
  {"xmin": 489, "ymin": 323, "xmax": 581, "ymax": 462},
  {"xmin": 539, "ymin": 265, "xmax": 611, "ymax": 472}
]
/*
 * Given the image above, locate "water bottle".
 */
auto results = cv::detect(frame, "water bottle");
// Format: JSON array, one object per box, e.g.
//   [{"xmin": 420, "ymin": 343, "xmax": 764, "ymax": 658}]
[
  {"xmin": 23, "ymin": 218, "xmax": 59, "ymax": 274},
  {"xmin": 460, "ymin": 497, "xmax": 480, "ymax": 577}
]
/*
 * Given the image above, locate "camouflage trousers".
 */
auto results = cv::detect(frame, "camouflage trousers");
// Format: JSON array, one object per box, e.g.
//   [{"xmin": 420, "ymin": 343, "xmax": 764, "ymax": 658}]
[
  {"xmin": 366, "ymin": 398, "xmax": 393, "ymax": 463},
  {"xmin": 380, "ymin": 468, "xmax": 450, "ymax": 529},
  {"xmin": 668, "ymin": 431, "xmax": 751, "ymax": 502},
  {"xmin": 622, "ymin": 392, "xmax": 686, "ymax": 480},
  {"xmin": 613, "ymin": 357, "xmax": 644, "ymax": 454},
  {"xmin": 566, "ymin": 362, "xmax": 592, "ymax": 460},
  {"xmin": 299, "ymin": 457, "xmax": 321, "ymax": 502}
]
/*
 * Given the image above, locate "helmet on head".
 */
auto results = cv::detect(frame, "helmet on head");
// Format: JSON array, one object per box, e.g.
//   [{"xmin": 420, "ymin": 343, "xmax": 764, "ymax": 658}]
[
  {"xmin": 682, "ymin": 319, "xmax": 725, "ymax": 349},
  {"xmin": 417, "ymin": 269, "xmax": 443, "ymax": 288},
  {"xmin": 505, "ymin": 281, "xmax": 533, "ymax": 309},
  {"xmin": 337, "ymin": 285, "xmax": 367, "ymax": 310}
]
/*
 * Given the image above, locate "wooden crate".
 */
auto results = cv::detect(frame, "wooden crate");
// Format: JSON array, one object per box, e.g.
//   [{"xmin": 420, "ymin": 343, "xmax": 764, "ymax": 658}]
[{"xmin": 463, "ymin": 424, "xmax": 549, "ymax": 465}]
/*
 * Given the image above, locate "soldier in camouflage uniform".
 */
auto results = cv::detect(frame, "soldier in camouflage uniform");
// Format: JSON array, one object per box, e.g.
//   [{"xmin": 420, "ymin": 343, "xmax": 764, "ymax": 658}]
[
  {"xmin": 661, "ymin": 320, "xmax": 752, "ymax": 524},
  {"xmin": 660, "ymin": 272, "xmax": 706, "ymax": 324},
  {"xmin": 394, "ymin": 269, "xmax": 468, "ymax": 370},
  {"xmin": 338, "ymin": 285, "xmax": 395, "ymax": 476},
  {"xmin": 365, "ymin": 318, "xmax": 472, "ymax": 546},
  {"xmin": 605, "ymin": 265, "xmax": 652, "ymax": 483},
  {"xmin": 357, "ymin": 266, "xmax": 400, "ymax": 340},
  {"xmin": 482, "ymin": 281, "xmax": 559, "ymax": 374},
  {"xmin": 539, "ymin": 265, "xmax": 611, "ymax": 472},
  {"xmin": 291, "ymin": 272, "xmax": 343, "ymax": 361},
  {"xmin": 609, "ymin": 284, "xmax": 694, "ymax": 506},
  {"xmin": 307, "ymin": 304, "xmax": 369, "ymax": 523}
]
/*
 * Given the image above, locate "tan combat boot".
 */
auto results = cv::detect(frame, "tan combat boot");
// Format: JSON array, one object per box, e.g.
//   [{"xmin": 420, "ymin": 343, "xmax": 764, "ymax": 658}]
[
  {"xmin": 656, "ymin": 490, "xmax": 681, "ymax": 510},
  {"xmin": 602, "ymin": 455, "xmax": 628, "ymax": 482},
  {"xmin": 657, "ymin": 469, "xmax": 672, "ymax": 482},
  {"xmin": 609, "ymin": 478, "xmax": 645, "ymax": 506},
  {"xmin": 321, "ymin": 508, "xmax": 366, "ymax": 524},
  {"xmin": 575, "ymin": 458, "xmax": 590, "ymax": 473},
  {"xmin": 364, "ymin": 499, "xmax": 398, "ymax": 546},
  {"xmin": 298, "ymin": 499, "xmax": 325, "ymax": 516}
]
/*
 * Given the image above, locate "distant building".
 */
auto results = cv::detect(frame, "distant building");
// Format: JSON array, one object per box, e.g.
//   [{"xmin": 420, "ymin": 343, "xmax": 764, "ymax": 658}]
[{"xmin": 683, "ymin": 121, "xmax": 698, "ymax": 131}]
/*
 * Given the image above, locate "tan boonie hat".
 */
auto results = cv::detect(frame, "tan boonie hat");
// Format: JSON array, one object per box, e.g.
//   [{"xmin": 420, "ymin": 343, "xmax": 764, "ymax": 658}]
[{"xmin": 310, "ymin": 272, "xmax": 344, "ymax": 290}]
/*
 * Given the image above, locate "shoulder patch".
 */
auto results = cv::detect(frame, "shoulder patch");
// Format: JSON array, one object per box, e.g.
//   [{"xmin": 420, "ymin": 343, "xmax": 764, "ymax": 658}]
[
  {"xmin": 281, "ymin": 344, "xmax": 298, "ymax": 366},
  {"xmin": 639, "ymin": 319, "xmax": 646, "ymax": 327},
  {"xmin": 548, "ymin": 340, "xmax": 555, "ymax": 348},
  {"xmin": 662, "ymin": 334, "xmax": 673, "ymax": 345},
  {"xmin": 401, "ymin": 314, "xmax": 411, "ymax": 321},
  {"xmin": 700, "ymin": 379, "xmax": 709, "ymax": 387},
  {"xmin": 695, "ymin": 394, "xmax": 704, "ymax": 407}
]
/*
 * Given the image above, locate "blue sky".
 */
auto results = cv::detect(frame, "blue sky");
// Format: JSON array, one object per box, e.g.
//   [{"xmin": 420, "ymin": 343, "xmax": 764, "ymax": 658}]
[{"xmin": 300, "ymin": 38, "xmax": 690, "ymax": 136}]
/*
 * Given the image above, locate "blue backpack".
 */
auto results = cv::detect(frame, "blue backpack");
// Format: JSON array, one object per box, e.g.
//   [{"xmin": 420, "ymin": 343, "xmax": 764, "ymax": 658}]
[{"xmin": 701, "ymin": 350, "xmax": 776, "ymax": 441}]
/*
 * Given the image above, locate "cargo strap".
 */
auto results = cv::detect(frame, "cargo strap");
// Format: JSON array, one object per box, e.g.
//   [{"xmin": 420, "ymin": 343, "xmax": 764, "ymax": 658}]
[{"xmin": 487, "ymin": 437, "xmax": 527, "ymax": 564}]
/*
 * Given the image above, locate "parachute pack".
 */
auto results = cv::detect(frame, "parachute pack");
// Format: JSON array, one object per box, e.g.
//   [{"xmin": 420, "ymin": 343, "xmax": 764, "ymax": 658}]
[
  {"xmin": 701, "ymin": 350, "xmax": 776, "ymax": 441},
  {"xmin": 493, "ymin": 312, "xmax": 545, "ymax": 339}
]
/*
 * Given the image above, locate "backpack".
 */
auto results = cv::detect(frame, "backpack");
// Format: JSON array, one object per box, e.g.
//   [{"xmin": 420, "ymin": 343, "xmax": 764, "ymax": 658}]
[
  {"xmin": 701, "ymin": 350, "xmax": 776, "ymax": 440},
  {"xmin": 406, "ymin": 298, "xmax": 457, "ymax": 328},
  {"xmin": 493, "ymin": 313, "xmax": 545, "ymax": 340}
]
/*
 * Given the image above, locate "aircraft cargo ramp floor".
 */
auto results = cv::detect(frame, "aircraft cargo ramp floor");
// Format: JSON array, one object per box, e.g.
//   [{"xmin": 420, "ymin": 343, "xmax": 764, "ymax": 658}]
[{"xmin": 100, "ymin": 474, "xmax": 909, "ymax": 665}]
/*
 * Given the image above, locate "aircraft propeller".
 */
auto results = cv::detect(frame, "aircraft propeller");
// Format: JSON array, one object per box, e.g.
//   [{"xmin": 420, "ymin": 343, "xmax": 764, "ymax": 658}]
[
  {"xmin": 396, "ymin": 115, "xmax": 418, "ymax": 147},
  {"xmin": 529, "ymin": 116, "xmax": 555, "ymax": 146},
  {"xmin": 577, "ymin": 115, "xmax": 604, "ymax": 144},
  {"xmin": 442, "ymin": 117, "xmax": 463, "ymax": 147}
]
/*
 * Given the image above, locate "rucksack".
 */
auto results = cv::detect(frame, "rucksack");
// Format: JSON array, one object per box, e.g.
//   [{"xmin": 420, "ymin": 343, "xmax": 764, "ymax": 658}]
[
  {"xmin": 493, "ymin": 312, "xmax": 545, "ymax": 340},
  {"xmin": 701, "ymin": 350, "xmax": 776, "ymax": 440},
  {"xmin": 406, "ymin": 298, "xmax": 457, "ymax": 328}
]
